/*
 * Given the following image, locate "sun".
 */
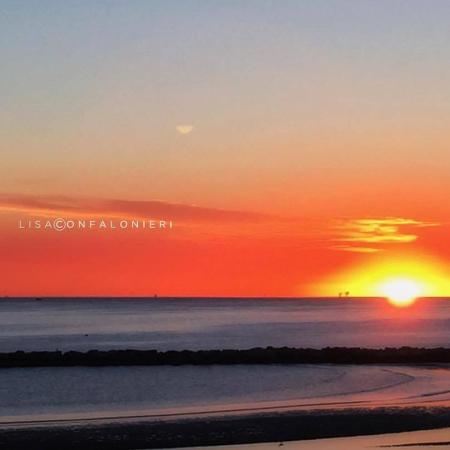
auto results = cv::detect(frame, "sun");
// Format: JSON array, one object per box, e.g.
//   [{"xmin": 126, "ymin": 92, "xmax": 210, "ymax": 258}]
[
  {"xmin": 377, "ymin": 277, "xmax": 423, "ymax": 307},
  {"xmin": 315, "ymin": 254, "xmax": 450, "ymax": 305}
]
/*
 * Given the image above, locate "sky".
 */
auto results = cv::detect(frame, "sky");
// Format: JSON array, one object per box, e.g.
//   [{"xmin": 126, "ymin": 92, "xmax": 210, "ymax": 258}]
[{"xmin": 1, "ymin": 0, "xmax": 450, "ymax": 297}]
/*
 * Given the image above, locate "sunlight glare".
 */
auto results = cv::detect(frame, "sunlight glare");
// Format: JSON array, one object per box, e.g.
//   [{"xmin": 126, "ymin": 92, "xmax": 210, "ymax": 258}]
[
  {"xmin": 377, "ymin": 278, "xmax": 423, "ymax": 307},
  {"xmin": 314, "ymin": 255, "xmax": 450, "ymax": 303}
]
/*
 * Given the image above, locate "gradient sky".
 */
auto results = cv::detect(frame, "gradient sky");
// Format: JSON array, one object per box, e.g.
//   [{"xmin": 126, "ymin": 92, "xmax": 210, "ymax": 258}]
[{"xmin": 1, "ymin": 0, "xmax": 450, "ymax": 296}]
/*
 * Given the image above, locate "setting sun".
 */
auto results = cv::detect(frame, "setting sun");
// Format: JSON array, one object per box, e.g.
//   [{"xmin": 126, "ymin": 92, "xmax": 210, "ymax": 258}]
[
  {"xmin": 315, "ymin": 255, "xmax": 450, "ymax": 303},
  {"xmin": 377, "ymin": 278, "xmax": 423, "ymax": 307}
]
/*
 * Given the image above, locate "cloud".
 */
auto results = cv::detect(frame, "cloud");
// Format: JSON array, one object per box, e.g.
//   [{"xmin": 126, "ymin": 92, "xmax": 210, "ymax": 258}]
[
  {"xmin": 2, "ymin": 194, "xmax": 439, "ymax": 252},
  {"xmin": 332, "ymin": 245, "xmax": 382, "ymax": 253},
  {"xmin": 0, "ymin": 192, "xmax": 267, "ymax": 224},
  {"xmin": 332, "ymin": 217, "xmax": 438, "ymax": 252},
  {"xmin": 0, "ymin": 192, "xmax": 325, "ymax": 243}
]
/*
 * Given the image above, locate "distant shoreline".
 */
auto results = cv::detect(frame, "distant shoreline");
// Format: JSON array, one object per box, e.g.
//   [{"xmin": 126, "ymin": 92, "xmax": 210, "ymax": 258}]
[{"xmin": 1, "ymin": 346, "xmax": 449, "ymax": 368}]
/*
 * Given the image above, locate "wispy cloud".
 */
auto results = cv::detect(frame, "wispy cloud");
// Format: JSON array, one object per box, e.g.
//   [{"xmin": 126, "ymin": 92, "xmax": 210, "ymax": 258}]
[
  {"xmin": 0, "ymin": 192, "xmax": 327, "ymax": 244},
  {"xmin": 2, "ymin": 194, "xmax": 440, "ymax": 252},
  {"xmin": 332, "ymin": 217, "xmax": 438, "ymax": 253},
  {"xmin": 332, "ymin": 245, "xmax": 383, "ymax": 253},
  {"xmin": 0, "ymin": 192, "xmax": 267, "ymax": 223}
]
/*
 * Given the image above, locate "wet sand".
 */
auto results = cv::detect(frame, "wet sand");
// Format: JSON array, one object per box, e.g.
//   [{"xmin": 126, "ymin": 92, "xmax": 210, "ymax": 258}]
[
  {"xmin": 1, "ymin": 406, "xmax": 449, "ymax": 449},
  {"xmin": 177, "ymin": 427, "xmax": 450, "ymax": 450}
]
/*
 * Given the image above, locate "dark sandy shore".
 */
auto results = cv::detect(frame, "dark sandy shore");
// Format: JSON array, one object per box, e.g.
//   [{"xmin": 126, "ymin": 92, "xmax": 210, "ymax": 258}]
[{"xmin": 1, "ymin": 406, "xmax": 450, "ymax": 450}]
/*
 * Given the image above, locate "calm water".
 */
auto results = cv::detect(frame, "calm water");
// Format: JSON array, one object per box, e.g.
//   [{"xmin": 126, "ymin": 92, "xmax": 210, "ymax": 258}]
[
  {"xmin": 1, "ymin": 298, "xmax": 450, "ymax": 424},
  {"xmin": 0, "ymin": 297, "xmax": 449, "ymax": 351},
  {"xmin": 1, "ymin": 364, "xmax": 449, "ymax": 423}
]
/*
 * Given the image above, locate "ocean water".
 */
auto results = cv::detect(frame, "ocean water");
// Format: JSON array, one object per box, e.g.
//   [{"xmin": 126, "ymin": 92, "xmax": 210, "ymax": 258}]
[
  {"xmin": 1, "ymin": 364, "xmax": 449, "ymax": 423},
  {"xmin": 0, "ymin": 297, "xmax": 449, "ymax": 352},
  {"xmin": 0, "ymin": 298, "xmax": 449, "ymax": 425}
]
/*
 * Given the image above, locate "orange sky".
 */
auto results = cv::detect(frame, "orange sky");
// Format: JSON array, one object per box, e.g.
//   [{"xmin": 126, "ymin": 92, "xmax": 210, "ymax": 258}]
[
  {"xmin": 0, "ymin": 193, "xmax": 449, "ymax": 297},
  {"xmin": 1, "ymin": 2, "xmax": 450, "ymax": 296}
]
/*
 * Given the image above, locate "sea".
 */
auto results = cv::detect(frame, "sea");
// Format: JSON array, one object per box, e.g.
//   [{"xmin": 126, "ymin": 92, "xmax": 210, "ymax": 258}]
[
  {"xmin": 1, "ymin": 298, "xmax": 449, "ymax": 424},
  {"xmin": 0, "ymin": 297, "xmax": 449, "ymax": 352}
]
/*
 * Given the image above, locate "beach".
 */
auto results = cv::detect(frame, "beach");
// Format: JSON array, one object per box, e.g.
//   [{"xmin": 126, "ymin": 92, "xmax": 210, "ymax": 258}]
[
  {"xmin": 0, "ymin": 362, "xmax": 449, "ymax": 448},
  {"xmin": 178, "ymin": 427, "xmax": 450, "ymax": 450},
  {"xmin": 1, "ymin": 406, "xmax": 449, "ymax": 449}
]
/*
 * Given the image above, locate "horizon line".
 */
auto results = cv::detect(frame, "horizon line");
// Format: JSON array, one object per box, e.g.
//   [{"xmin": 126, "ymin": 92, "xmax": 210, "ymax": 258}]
[{"xmin": 1, "ymin": 295, "xmax": 449, "ymax": 300}]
